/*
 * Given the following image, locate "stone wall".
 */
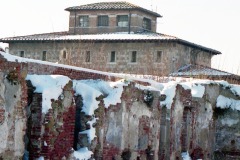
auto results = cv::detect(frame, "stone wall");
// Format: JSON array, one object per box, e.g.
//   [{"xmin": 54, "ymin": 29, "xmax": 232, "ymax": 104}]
[{"xmin": 9, "ymin": 41, "xmax": 212, "ymax": 76}]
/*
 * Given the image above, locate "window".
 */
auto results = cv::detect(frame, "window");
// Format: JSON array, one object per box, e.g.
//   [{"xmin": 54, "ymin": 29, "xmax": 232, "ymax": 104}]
[
  {"xmin": 110, "ymin": 51, "xmax": 116, "ymax": 62},
  {"xmin": 156, "ymin": 51, "xmax": 162, "ymax": 63},
  {"xmin": 98, "ymin": 15, "xmax": 109, "ymax": 26},
  {"xmin": 143, "ymin": 17, "xmax": 151, "ymax": 30},
  {"xmin": 85, "ymin": 51, "xmax": 91, "ymax": 62},
  {"xmin": 79, "ymin": 16, "xmax": 89, "ymax": 27},
  {"xmin": 117, "ymin": 15, "xmax": 128, "ymax": 27},
  {"xmin": 20, "ymin": 51, "xmax": 24, "ymax": 57},
  {"xmin": 42, "ymin": 51, "xmax": 47, "ymax": 61},
  {"xmin": 131, "ymin": 51, "xmax": 137, "ymax": 63},
  {"xmin": 63, "ymin": 50, "xmax": 67, "ymax": 59}
]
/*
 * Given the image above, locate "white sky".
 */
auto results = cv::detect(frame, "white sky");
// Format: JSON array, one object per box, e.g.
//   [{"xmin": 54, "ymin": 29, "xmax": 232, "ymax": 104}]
[{"xmin": 0, "ymin": 0, "xmax": 240, "ymax": 75}]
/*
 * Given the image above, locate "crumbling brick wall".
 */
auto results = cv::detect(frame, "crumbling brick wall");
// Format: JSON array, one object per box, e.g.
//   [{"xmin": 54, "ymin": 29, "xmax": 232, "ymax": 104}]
[{"xmin": 26, "ymin": 81, "xmax": 76, "ymax": 159}]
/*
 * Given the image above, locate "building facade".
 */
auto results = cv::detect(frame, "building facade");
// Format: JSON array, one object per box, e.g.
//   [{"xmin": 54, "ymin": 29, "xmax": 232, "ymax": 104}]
[{"xmin": 0, "ymin": 1, "xmax": 221, "ymax": 76}]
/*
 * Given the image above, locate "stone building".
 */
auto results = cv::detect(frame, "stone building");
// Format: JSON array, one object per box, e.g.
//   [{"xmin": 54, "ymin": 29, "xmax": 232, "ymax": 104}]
[{"xmin": 0, "ymin": 1, "xmax": 221, "ymax": 75}]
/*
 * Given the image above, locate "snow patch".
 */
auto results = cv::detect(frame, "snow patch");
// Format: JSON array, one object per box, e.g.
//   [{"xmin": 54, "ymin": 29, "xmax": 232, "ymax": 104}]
[
  {"xmin": 218, "ymin": 80, "xmax": 240, "ymax": 96},
  {"xmin": 80, "ymin": 118, "xmax": 98, "ymax": 143},
  {"xmin": 161, "ymin": 81, "xmax": 177, "ymax": 109},
  {"xmin": 135, "ymin": 83, "xmax": 160, "ymax": 91},
  {"xmin": 216, "ymin": 95, "xmax": 240, "ymax": 111},
  {"xmin": 221, "ymin": 118, "xmax": 239, "ymax": 126},
  {"xmin": 230, "ymin": 84, "xmax": 240, "ymax": 96},
  {"xmin": 37, "ymin": 156, "xmax": 44, "ymax": 160},
  {"xmin": 191, "ymin": 83, "xmax": 205, "ymax": 98},
  {"xmin": 73, "ymin": 79, "xmax": 127, "ymax": 115},
  {"xmin": 26, "ymin": 75, "xmax": 71, "ymax": 113},
  {"xmin": 73, "ymin": 147, "xmax": 93, "ymax": 160},
  {"xmin": 181, "ymin": 82, "xmax": 205, "ymax": 98},
  {"xmin": 181, "ymin": 151, "xmax": 191, "ymax": 160},
  {"xmin": 73, "ymin": 80, "xmax": 102, "ymax": 116}
]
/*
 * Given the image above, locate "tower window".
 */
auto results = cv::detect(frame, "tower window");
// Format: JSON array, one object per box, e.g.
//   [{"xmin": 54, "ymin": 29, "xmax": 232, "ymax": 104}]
[
  {"xmin": 143, "ymin": 17, "xmax": 151, "ymax": 30},
  {"xmin": 79, "ymin": 16, "xmax": 89, "ymax": 27},
  {"xmin": 117, "ymin": 15, "xmax": 128, "ymax": 27}
]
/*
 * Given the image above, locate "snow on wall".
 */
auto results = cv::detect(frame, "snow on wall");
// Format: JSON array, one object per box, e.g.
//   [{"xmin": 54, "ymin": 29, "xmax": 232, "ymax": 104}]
[
  {"xmin": 221, "ymin": 117, "xmax": 239, "ymax": 126},
  {"xmin": 73, "ymin": 147, "xmax": 93, "ymax": 160},
  {"xmin": 26, "ymin": 75, "xmax": 71, "ymax": 113},
  {"xmin": 79, "ymin": 117, "xmax": 98, "ymax": 143},
  {"xmin": 216, "ymin": 95, "xmax": 240, "ymax": 111},
  {"xmin": 181, "ymin": 82, "xmax": 205, "ymax": 98},
  {"xmin": 73, "ymin": 79, "xmax": 128, "ymax": 115},
  {"xmin": 181, "ymin": 151, "xmax": 191, "ymax": 160},
  {"xmin": 161, "ymin": 81, "xmax": 177, "ymax": 109}
]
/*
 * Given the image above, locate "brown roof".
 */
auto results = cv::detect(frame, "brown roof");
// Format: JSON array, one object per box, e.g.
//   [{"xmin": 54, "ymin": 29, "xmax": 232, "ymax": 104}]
[
  {"xmin": 65, "ymin": 1, "xmax": 162, "ymax": 17},
  {"xmin": 170, "ymin": 64, "xmax": 235, "ymax": 76},
  {"xmin": 170, "ymin": 64, "xmax": 240, "ymax": 84}
]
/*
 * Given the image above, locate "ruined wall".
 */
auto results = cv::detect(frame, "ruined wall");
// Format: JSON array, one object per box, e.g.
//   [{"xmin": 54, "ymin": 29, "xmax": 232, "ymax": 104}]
[
  {"xmin": 0, "ymin": 56, "xmax": 28, "ymax": 159},
  {"xmin": 9, "ymin": 41, "xmax": 211, "ymax": 76},
  {"xmin": 158, "ymin": 83, "xmax": 240, "ymax": 160},
  {"xmin": 91, "ymin": 83, "xmax": 161, "ymax": 160},
  {"xmin": 1, "ymin": 53, "xmax": 240, "ymax": 159},
  {"xmin": 26, "ymin": 81, "xmax": 76, "ymax": 159}
]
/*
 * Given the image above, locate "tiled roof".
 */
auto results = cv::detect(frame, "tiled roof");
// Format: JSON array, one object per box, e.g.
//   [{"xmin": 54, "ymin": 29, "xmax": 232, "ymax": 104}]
[
  {"xmin": 65, "ymin": 1, "xmax": 162, "ymax": 17},
  {"xmin": 0, "ymin": 32, "xmax": 221, "ymax": 55},
  {"xmin": 0, "ymin": 32, "xmax": 175, "ymax": 41},
  {"xmin": 170, "ymin": 64, "xmax": 234, "ymax": 76}
]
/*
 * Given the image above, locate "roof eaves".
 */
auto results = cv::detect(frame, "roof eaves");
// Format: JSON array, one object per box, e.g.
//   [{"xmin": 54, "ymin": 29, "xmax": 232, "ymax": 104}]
[{"xmin": 175, "ymin": 39, "xmax": 221, "ymax": 55}]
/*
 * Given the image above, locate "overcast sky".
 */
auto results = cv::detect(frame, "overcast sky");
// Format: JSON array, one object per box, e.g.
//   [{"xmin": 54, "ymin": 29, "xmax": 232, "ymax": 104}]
[{"xmin": 1, "ymin": 0, "xmax": 240, "ymax": 74}]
